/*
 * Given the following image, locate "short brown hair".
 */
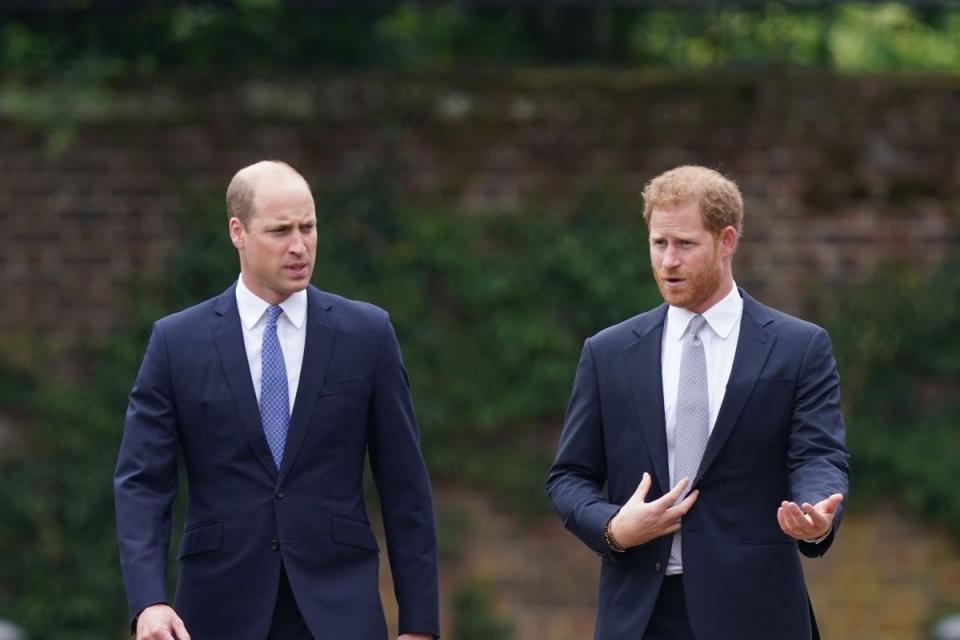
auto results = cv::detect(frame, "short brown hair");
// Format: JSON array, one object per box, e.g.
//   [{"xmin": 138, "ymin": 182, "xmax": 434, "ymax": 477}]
[
  {"xmin": 642, "ymin": 165, "xmax": 743, "ymax": 236},
  {"xmin": 226, "ymin": 160, "xmax": 309, "ymax": 227}
]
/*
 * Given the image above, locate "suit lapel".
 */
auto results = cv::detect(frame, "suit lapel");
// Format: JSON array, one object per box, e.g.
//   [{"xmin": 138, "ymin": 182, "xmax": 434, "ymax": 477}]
[
  {"xmin": 624, "ymin": 306, "xmax": 671, "ymax": 495},
  {"xmin": 211, "ymin": 286, "xmax": 278, "ymax": 480},
  {"xmin": 277, "ymin": 287, "xmax": 338, "ymax": 484},
  {"xmin": 695, "ymin": 292, "xmax": 775, "ymax": 482}
]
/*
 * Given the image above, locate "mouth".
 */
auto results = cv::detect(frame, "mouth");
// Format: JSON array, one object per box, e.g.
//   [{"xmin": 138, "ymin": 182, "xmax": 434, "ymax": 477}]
[
  {"xmin": 661, "ymin": 275, "xmax": 686, "ymax": 289},
  {"xmin": 285, "ymin": 263, "xmax": 310, "ymax": 278}
]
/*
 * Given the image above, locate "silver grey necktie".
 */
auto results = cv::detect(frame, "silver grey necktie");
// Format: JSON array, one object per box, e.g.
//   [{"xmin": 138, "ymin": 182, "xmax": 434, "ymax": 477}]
[{"xmin": 670, "ymin": 314, "xmax": 709, "ymax": 568}]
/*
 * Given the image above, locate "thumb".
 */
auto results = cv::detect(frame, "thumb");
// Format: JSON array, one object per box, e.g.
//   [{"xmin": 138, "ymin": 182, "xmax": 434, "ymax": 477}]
[{"xmin": 822, "ymin": 493, "xmax": 844, "ymax": 514}]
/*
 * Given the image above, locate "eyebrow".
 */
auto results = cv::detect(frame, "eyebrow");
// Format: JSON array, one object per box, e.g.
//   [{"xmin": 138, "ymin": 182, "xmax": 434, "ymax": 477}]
[{"xmin": 266, "ymin": 218, "xmax": 316, "ymax": 229}]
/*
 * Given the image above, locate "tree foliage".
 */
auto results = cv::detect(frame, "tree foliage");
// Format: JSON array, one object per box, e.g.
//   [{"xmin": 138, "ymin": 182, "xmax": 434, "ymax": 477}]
[{"xmin": 4, "ymin": 2, "xmax": 960, "ymax": 78}]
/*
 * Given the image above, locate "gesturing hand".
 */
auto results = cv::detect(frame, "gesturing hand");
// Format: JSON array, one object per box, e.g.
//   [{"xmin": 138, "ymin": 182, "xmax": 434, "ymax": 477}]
[
  {"xmin": 136, "ymin": 604, "xmax": 190, "ymax": 640},
  {"xmin": 777, "ymin": 493, "xmax": 843, "ymax": 541},
  {"xmin": 609, "ymin": 472, "xmax": 700, "ymax": 550}
]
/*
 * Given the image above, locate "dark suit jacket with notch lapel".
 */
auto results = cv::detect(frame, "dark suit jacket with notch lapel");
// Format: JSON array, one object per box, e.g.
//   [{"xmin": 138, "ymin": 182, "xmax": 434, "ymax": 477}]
[
  {"xmin": 114, "ymin": 284, "xmax": 439, "ymax": 640},
  {"xmin": 546, "ymin": 289, "xmax": 849, "ymax": 640}
]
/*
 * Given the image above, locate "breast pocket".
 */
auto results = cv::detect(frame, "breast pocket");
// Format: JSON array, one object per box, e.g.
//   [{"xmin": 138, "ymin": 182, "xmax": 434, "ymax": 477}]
[
  {"xmin": 318, "ymin": 376, "xmax": 370, "ymax": 398},
  {"xmin": 309, "ymin": 377, "xmax": 372, "ymax": 450}
]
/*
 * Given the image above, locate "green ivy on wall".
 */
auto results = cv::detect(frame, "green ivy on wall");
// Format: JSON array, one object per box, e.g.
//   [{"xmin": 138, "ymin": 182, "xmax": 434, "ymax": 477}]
[{"xmin": 828, "ymin": 257, "xmax": 960, "ymax": 529}]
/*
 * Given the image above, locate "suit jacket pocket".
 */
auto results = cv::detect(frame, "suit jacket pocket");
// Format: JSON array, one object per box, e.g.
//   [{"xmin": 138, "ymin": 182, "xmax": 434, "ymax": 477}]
[
  {"xmin": 331, "ymin": 515, "xmax": 380, "ymax": 553},
  {"xmin": 179, "ymin": 521, "xmax": 223, "ymax": 558},
  {"xmin": 319, "ymin": 376, "xmax": 369, "ymax": 397}
]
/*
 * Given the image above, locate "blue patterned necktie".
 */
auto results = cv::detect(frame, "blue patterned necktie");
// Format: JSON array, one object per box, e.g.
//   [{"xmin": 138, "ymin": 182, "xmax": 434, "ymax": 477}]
[
  {"xmin": 260, "ymin": 304, "xmax": 289, "ymax": 469},
  {"xmin": 670, "ymin": 314, "xmax": 710, "ymax": 568}
]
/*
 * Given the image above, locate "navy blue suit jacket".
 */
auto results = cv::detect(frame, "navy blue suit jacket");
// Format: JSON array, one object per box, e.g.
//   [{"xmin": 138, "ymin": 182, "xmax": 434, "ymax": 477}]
[
  {"xmin": 547, "ymin": 290, "xmax": 849, "ymax": 640},
  {"xmin": 115, "ymin": 284, "xmax": 439, "ymax": 639}
]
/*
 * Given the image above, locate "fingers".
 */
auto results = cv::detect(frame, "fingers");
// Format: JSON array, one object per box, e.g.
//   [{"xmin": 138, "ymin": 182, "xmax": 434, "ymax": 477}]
[
  {"xmin": 781, "ymin": 500, "xmax": 808, "ymax": 522},
  {"xmin": 777, "ymin": 500, "xmax": 812, "ymax": 539},
  {"xmin": 140, "ymin": 627, "xmax": 178, "ymax": 640},
  {"xmin": 676, "ymin": 489, "xmax": 699, "ymax": 513},
  {"xmin": 661, "ymin": 489, "xmax": 698, "ymax": 523},
  {"xmin": 630, "ymin": 474, "xmax": 692, "ymax": 508},
  {"xmin": 657, "ymin": 476, "xmax": 691, "ymax": 506},
  {"xmin": 136, "ymin": 605, "xmax": 189, "ymax": 640},
  {"xmin": 800, "ymin": 504, "xmax": 829, "ymax": 534},
  {"xmin": 172, "ymin": 616, "xmax": 191, "ymax": 640},
  {"xmin": 662, "ymin": 519, "xmax": 683, "ymax": 535},
  {"xmin": 776, "ymin": 507, "xmax": 792, "ymax": 537},
  {"xmin": 638, "ymin": 477, "xmax": 696, "ymax": 518},
  {"xmin": 626, "ymin": 472, "xmax": 653, "ymax": 506},
  {"xmin": 778, "ymin": 498, "xmax": 838, "ymax": 540},
  {"xmin": 614, "ymin": 474, "xmax": 697, "ymax": 548}
]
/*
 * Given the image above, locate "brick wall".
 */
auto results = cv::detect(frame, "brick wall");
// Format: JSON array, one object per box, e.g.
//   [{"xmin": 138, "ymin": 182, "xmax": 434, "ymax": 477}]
[{"xmin": 1, "ymin": 71, "xmax": 957, "ymax": 369}]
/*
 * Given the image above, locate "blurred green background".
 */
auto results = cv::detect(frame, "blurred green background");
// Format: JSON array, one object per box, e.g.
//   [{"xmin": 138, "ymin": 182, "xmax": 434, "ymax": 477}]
[{"xmin": 1, "ymin": 2, "xmax": 959, "ymax": 639}]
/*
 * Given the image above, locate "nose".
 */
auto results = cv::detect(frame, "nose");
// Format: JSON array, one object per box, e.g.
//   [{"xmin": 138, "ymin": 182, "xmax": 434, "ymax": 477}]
[
  {"xmin": 288, "ymin": 231, "xmax": 306, "ymax": 255},
  {"xmin": 661, "ymin": 245, "xmax": 681, "ymax": 269}
]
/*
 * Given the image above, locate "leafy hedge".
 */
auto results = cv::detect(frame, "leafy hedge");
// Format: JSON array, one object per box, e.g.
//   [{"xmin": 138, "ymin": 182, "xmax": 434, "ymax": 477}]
[{"xmin": 827, "ymin": 258, "xmax": 960, "ymax": 529}]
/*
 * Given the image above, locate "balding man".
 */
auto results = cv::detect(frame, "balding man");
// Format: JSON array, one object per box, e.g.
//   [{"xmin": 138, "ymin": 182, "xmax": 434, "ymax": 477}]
[{"xmin": 115, "ymin": 161, "xmax": 439, "ymax": 640}]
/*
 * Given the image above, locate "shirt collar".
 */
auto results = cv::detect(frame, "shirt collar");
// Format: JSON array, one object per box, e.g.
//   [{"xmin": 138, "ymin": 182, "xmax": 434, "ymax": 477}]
[
  {"xmin": 665, "ymin": 282, "xmax": 743, "ymax": 342},
  {"xmin": 235, "ymin": 275, "xmax": 308, "ymax": 330}
]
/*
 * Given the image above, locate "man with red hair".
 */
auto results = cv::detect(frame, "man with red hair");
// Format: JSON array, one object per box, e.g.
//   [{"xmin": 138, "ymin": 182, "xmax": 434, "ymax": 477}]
[{"xmin": 548, "ymin": 165, "xmax": 848, "ymax": 640}]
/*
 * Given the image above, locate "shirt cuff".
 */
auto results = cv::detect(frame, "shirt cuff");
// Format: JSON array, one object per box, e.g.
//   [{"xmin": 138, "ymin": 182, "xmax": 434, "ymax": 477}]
[{"xmin": 802, "ymin": 526, "xmax": 831, "ymax": 544}]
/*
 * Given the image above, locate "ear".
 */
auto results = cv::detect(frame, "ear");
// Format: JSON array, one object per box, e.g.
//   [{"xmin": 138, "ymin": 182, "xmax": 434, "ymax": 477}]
[
  {"xmin": 229, "ymin": 217, "xmax": 245, "ymax": 250},
  {"xmin": 718, "ymin": 226, "xmax": 738, "ymax": 258}
]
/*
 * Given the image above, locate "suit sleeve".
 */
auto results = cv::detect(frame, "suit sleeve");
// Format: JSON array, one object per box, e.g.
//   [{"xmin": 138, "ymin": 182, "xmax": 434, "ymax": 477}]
[
  {"xmin": 367, "ymin": 314, "xmax": 440, "ymax": 638},
  {"xmin": 546, "ymin": 339, "xmax": 621, "ymax": 559},
  {"xmin": 788, "ymin": 327, "xmax": 850, "ymax": 558},
  {"xmin": 113, "ymin": 322, "xmax": 180, "ymax": 626}
]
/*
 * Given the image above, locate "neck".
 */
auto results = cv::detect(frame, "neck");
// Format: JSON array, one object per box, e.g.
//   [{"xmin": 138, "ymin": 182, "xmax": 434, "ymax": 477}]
[{"xmin": 689, "ymin": 277, "xmax": 734, "ymax": 315}]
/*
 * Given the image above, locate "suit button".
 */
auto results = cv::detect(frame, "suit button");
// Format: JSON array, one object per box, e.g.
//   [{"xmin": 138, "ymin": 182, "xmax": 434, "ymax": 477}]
[
  {"xmin": 270, "ymin": 538, "xmax": 279, "ymax": 551},
  {"xmin": 654, "ymin": 562, "xmax": 662, "ymax": 573},
  {"xmin": 276, "ymin": 491, "xmax": 285, "ymax": 499}
]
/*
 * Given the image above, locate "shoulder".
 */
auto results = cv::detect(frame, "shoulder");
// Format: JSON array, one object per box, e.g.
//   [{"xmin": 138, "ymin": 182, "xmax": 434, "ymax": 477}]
[
  {"xmin": 587, "ymin": 304, "xmax": 667, "ymax": 350},
  {"xmin": 743, "ymin": 292, "xmax": 826, "ymax": 338},
  {"xmin": 311, "ymin": 287, "xmax": 390, "ymax": 329},
  {"xmin": 153, "ymin": 292, "xmax": 224, "ymax": 335},
  {"xmin": 741, "ymin": 292, "xmax": 837, "ymax": 365}
]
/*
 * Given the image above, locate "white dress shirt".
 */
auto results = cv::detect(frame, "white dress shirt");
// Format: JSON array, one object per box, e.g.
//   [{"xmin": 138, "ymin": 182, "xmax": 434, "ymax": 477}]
[
  {"xmin": 662, "ymin": 283, "xmax": 743, "ymax": 573},
  {"xmin": 235, "ymin": 276, "xmax": 308, "ymax": 413}
]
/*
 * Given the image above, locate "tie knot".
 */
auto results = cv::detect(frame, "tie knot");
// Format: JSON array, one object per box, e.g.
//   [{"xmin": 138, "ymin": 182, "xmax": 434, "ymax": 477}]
[
  {"xmin": 687, "ymin": 315, "xmax": 707, "ymax": 340},
  {"xmin": 266, "ymin": 305, "xmax": 283, "ymax": 326}
]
